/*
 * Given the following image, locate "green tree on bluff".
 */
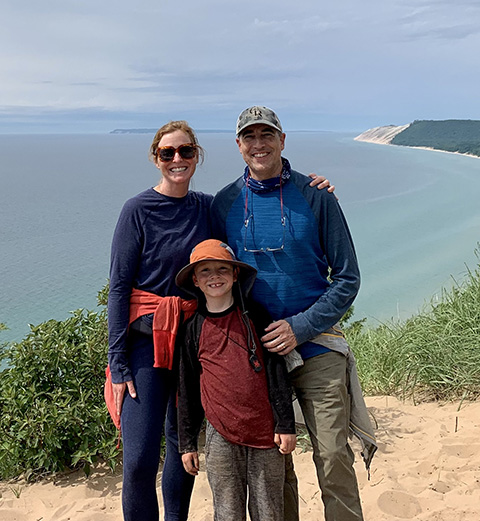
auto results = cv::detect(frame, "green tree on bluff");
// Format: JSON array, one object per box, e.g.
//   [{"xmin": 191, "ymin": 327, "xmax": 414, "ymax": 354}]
[{"xmin": 392, "ymin": 120, "xmax": 480, "ymax": 157}]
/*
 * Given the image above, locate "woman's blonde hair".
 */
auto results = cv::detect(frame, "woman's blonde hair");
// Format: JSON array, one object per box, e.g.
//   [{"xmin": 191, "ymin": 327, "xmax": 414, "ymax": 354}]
[{"xmin": 149, "ymin": 120, "xmax": 205, "ymax": 164}]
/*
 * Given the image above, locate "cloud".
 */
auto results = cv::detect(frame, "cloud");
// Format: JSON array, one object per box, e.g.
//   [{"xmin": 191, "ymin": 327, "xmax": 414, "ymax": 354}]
[
  {"xmin": 398, "ymin": 1, "xmax": 480, "ymax": 40},
  {"xmin": 1, "ymin": 0, "xmax": 480, "ymax": 131},
  {"xmin": 253, "ymin": 16, "xmax": 341, "ymax": 34}
]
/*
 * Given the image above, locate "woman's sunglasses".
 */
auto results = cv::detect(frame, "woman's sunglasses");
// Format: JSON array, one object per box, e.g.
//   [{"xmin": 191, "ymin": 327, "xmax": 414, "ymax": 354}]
[{"xmin": 155, "ymin": 144, "xmax": 197, "ymax": 162}]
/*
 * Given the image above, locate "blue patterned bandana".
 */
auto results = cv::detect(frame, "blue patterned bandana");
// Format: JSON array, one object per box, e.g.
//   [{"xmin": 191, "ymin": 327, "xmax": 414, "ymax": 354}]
[{"xmin": 243, "ymin": 157, "xmax": 291, "ymax": 194}]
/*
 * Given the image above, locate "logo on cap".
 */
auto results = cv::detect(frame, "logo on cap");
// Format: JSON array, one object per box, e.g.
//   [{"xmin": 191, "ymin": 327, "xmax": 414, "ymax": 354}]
[{"xmin": 250, "ymin": 107, "xmax": 264, "ymax": 119}]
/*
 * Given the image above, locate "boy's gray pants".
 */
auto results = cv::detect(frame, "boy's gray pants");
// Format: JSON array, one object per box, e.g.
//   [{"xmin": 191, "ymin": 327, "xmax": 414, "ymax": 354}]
[{"xmin": 205, "ymin": 422, "xmax": 285, "ymax": 521}]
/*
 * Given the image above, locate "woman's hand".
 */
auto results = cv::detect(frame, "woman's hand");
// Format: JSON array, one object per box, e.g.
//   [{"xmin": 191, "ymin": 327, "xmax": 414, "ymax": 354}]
[
  {"xmin": 112, "ymin": 380, "xmax": 137, "ymax": 417},
  {"xmin": 308, "ymin": 173, "xmax": 335, "ymax": 193},
  {"xmin": 274, "ymin": 433, "xmax": 297, "ymax": 454},
  {"xmin": 182, "ymin": 452, "xmax": 200, "ymax": 476}
]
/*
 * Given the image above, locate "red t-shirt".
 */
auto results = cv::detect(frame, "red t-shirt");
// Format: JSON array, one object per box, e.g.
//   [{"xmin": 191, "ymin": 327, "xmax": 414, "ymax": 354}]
[{"xmin": 198, "ymin": 307, "xmax": 276, "ymax": 448}]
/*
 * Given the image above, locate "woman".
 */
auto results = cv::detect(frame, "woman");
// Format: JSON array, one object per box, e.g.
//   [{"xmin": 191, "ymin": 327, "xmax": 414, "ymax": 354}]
[
  {"xmin": 107, "ymin": 120, "xmax": 331, "ymax": 521},
  {"xmin": 108, "ymin": 121, "xmax": 211, "ymax": 521}
]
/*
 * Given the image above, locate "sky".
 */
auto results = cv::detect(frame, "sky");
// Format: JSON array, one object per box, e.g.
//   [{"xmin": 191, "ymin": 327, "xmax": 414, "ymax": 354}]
[{"xmin": 1, "ymin": 0, "xmax": 480, "ymax": 133}]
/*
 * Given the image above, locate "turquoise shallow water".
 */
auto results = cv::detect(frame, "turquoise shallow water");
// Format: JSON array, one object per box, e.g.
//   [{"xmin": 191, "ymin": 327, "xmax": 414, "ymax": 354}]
[{"xmin": 1, "ymin": 132, "xmax": 479, "ymax": 344}]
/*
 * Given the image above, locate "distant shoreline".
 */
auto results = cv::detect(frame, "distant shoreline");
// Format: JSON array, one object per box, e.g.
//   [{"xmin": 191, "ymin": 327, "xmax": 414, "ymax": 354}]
[
  {"xmin": 110, "ymin": 128, "xmax": 234, "ymax": 135},
  {"xmin": 355, "ymin": 136, "xmax": 480, "ymax": 160},
  {"xmin": 109, "ymin": 129, "xmax": 334, "ymax": 135}
]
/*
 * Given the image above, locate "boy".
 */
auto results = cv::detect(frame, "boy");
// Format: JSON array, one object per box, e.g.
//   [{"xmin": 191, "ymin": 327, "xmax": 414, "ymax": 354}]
[{"xmin": 175, "ymin": 239, "xmax": 296, "ymax": 521}]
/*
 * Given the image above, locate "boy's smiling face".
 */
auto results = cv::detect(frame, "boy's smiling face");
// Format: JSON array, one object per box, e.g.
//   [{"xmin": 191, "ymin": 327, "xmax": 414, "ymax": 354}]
[{"xmin": 193, "ymin": 261, "xmax": 237, "ymax": 304}]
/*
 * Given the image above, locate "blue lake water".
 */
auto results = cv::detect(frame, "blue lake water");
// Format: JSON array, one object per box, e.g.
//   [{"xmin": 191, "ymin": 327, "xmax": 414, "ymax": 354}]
[{"xmin": 1, "ymin": 131, "xmax": 479, "ymax": 345}]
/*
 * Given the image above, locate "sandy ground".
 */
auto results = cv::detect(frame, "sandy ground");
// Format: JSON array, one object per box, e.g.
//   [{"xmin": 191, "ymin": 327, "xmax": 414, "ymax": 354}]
[{"xmin": 1, "ymin": 396, "xmax": 480, "ymax": 521}]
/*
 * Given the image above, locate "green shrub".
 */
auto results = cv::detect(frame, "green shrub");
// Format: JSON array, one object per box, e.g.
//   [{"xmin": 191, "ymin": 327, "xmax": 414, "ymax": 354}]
[{"xmin": 0, "ymin": 289, "xmax": 119, "ymax": 480}]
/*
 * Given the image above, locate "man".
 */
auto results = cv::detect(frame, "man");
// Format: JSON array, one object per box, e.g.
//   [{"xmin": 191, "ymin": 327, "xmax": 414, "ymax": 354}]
[{"xmin": 211, "ymin": 106, "xmax": 376, "ymax": 521}]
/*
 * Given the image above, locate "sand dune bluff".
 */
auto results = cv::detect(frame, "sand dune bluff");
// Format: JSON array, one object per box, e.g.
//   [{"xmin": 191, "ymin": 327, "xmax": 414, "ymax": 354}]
[{"xmin": 355, "ymin": 124, "xmax": 410, "ymax": 144}]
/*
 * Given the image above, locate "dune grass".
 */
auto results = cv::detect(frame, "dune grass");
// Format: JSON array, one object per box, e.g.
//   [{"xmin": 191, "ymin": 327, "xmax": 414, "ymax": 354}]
[{"xmin": 348, "ymin": 254, "xmax": 480, "ymax": 401}]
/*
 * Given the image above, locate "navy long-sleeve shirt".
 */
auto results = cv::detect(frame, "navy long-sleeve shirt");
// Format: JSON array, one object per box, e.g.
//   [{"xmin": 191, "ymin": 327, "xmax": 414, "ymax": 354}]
[{"xmin": 107, "ymin": 188, "xmax": 213, "ymax": 383}]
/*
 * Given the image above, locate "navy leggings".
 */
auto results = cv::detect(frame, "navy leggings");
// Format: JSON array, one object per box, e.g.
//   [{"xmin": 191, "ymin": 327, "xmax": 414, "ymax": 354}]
[{"xmin": 121, "ymin": 331, "xmax": 195, "ymax": 521}]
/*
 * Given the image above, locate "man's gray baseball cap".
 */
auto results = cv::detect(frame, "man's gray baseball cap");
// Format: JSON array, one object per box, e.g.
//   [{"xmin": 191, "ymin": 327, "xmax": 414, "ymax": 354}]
[{"xmin": 236, "ymin": 106, "xmax": 283, "ymax": 136}]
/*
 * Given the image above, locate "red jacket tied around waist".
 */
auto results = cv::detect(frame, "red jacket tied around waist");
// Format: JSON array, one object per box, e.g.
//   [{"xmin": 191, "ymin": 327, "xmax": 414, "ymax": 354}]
[
  {"xmin": 104, "ymin": 289, "xmax": 197, "ymax": 429},
  {"xmin": 129, "ymin": 288, "xmax": 197, "ymax": 370}
]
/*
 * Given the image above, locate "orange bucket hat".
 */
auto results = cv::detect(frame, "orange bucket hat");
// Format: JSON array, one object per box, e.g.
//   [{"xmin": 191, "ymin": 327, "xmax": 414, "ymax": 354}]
[{"xmin": 175, "ymin": 239, "xmax": 256, "ymax": 294}]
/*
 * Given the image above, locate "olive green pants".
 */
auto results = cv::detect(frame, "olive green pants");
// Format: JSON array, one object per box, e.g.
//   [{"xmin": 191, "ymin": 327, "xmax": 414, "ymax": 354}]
[{"xmin": 285, "ymin": 351, "xmax": 364, "ymax": 521}]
